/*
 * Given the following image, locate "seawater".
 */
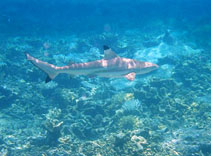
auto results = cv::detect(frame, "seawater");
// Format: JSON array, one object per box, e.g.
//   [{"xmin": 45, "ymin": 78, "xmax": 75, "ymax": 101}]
[{"xmin": 0, "ymin": 0, "xmax": 211, "ymax": 155}]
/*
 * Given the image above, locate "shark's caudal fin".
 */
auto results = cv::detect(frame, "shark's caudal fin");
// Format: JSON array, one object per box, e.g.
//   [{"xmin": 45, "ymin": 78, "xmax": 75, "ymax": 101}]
[{"xmin": 25, "ymin": 53, "xmax": 59, "ymax": 83}]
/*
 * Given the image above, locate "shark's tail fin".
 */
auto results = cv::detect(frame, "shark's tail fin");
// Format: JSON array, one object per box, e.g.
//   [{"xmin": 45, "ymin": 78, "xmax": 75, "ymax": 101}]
[{"xmin": 25, "ymin": 53, "xmax": 59, "ymax": 83}]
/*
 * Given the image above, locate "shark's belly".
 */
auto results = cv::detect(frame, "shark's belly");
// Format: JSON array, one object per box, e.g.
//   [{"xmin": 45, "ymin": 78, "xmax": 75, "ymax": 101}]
[
  {"xmin": 65, "ymin": 68, "xmax": 102, "ymax": 76},
  {"xmin": 96, "ymin": 70, "xmax": 131, "ymax": 78},
  {"xmin": 66, "ymin": 66, "xmax": 134, "ymax": 78}
]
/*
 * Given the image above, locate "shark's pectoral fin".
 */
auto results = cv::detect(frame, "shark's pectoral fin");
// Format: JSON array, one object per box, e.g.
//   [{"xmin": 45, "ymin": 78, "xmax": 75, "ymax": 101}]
[
  {"xmin": 124, "ymin": 72, "xmax": 136, "ymax": 81},
  {"xmin": 68, "ymin": 74, "xmax": 75, "ymax": 79}
]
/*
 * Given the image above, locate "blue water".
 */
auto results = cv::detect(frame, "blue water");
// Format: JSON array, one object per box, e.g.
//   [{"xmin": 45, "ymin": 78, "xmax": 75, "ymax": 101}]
[{"xmin": 0, "ymin": 0, "xmax": 211, "ymax": 155}]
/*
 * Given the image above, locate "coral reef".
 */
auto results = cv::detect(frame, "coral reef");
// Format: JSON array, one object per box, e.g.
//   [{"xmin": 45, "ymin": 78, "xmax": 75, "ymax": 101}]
[
  {"xmin": 0, "ymin": 22, "xmax": 210, "ymax": 156},
  {"xmin": 121, "ymin": 99, "xmax": 143, "ymax": 114}
]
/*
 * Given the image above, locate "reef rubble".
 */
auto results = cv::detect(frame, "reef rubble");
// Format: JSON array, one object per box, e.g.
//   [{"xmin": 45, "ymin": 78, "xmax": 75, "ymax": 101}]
[{"xmin": 0, "ymin": 30, "xmax": 210, "ymax": 156}]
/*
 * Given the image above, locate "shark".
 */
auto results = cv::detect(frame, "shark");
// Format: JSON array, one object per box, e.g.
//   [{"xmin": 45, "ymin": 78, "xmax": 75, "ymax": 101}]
[{"xmin": 26, "ymin": 45, "xmax": 158, "ymax": 83}]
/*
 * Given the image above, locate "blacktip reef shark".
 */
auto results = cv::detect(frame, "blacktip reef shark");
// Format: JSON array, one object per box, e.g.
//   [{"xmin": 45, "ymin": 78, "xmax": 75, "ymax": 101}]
[{"xmin": 26, "ymin": 45, "xmax": 158, "ymax": 83}]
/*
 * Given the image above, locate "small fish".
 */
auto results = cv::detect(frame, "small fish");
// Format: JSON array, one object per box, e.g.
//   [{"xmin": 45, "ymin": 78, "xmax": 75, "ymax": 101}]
[{"xmin": 26, "ymin": 45, "xmax": 158, "ymax": 83}]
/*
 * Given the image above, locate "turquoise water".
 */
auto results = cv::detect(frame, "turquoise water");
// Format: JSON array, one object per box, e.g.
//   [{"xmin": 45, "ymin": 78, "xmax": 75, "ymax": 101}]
[{"xmin": 0, "ymin": 0, "xmax": 211, "ymax": 155}]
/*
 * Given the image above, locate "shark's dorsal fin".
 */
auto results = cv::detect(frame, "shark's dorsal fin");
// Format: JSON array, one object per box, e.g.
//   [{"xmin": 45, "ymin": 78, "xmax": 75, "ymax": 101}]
[
  {"xmin": 68, "ymin": 60, "xmax": 75, "ymax": 66},
  {"xmin": 103, "ymin": 45, "xmax": 119, "ymax": 60}
]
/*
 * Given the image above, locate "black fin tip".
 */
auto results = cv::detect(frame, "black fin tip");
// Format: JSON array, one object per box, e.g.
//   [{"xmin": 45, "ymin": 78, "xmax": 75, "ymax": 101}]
[
  {"xmin": 103, "ymin": 45, "xmax": 110, "ymax": 50},
  {"xmin": 45, "ymin": 76, "xmax": 52, "ymax": 83}
]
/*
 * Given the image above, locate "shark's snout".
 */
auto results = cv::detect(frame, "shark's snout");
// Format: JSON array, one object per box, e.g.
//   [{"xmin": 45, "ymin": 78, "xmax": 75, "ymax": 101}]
[
  {"xmin": 145, "ymin": 62, "xmax": 159, "ymax": 73},
  {"xmin": 145, "ymin": 62, "xmax": 159, "ymax": 69},
  {"xmin": 153, "ymin": 63, "xmax": 159, "ymax": 69},
  {"xmin": 151, "ymin": 64, "xmax": 159, "ymax": 71}
]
